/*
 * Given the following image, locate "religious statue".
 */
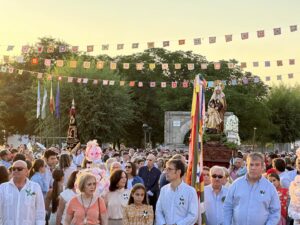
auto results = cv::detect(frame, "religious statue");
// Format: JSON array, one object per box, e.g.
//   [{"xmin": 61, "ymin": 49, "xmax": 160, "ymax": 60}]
[
  {"xmin": 205, "ymin": 80, "xmax": 227, "ymax": 133},
  {"xmin": 66, "ymin": 99, "xmax": 80, "ymax": 151}
]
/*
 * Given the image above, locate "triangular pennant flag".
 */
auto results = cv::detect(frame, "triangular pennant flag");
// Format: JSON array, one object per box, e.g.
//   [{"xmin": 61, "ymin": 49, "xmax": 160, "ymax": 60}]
[
  {"xmin": 83, "ymin": 78, "xmax": 89, "ymax": 84},
  {"xmin": 3, "ymin": 56, "xmax": 9, "ymax": 63},
  {"xmin": 117, "ymin": 44, "xmax": 124, "ymax": 50},
  {"xmin": 241, "ymin": 32, "xmax": 249, "ymax": 40},
  {"xmin": 289, "ymin": 59, "xmax": 295, "ymax": 65},
  {"xmin": 93, "ymin": 80, "xmax": 99, "ymax": 85},
  {"xmin": 227, "ymin": 63, "xmax": 235, "ymax": 69},
  {"xmin": 103, "ymin": 80, "xmax": 109, "ymax": 85},
  {"xmin": 70, "ymin": 60, "xmax": 77, "ymax": 68},
  {"xmin": 171, "ymin": 82, "xmax": 177, "ymax": 88},
  {"xmin": 136, "ymin": 63, "xmax": 144, "ymax": 70},
  {"xmin": 163, "ymin": 41, "xmax": 170, "ymax": 47},
  {"xmin": 37, "ymin": 73, "xmax": 43, "ymax": 79},
  {"xmin": 110, "ymin": 62, "xmax": 117, "ymax": 70},
  {"xmin": 87, "ymin": 45, "xmax": 94, "ymax": 52},
  {"xmin": 96, "ymin": 61, "xmax": 104, "ymax": 69},
  {"xmin": 83, "ymin": 61, "xmax": 91, "ymax": 69},
  {"xmin": 8, "ymin": 67, "xmax": 14, "ymax": 74},
  {"xmin": 7, "ymin": 45, "xmax": 14, "ymax": 51},
  {"xmin": 56, "ymin": 60, "xmax": 64, "ymax": 67},
  {"xmin": 265, "ymin": 61, "xmax": 271, "ymax": 67},
  {"xmin": 290, "ymin": 25, "xmax": 297, "ymax": 32},
  {"xmin": 150, "ymin": 82, "xmax": 156, "ymax": 87},
  {"xmin": 47, "ymin": 46, "xmax": 55, "ymax": 53},
  {"xmin": 149, "ymin": 63, "xmax": 156, "ymax": 70},
  {"xmin": 187, "ymin": 63, "xmax": 194, "ymax": 70},
  {"xmin": 77, "ymin": 78, "xmax": 82, "ymax": 83},
  {"xmin": 36, "ymin": 46, "xmax": 44, "ymax": 53},
  {"xmin": 102, "ymin": 44, "xmax": 109, "ymax": 50},
  {"xmin": 147, "ymin": 42, "xmax": 155, "ymax": 49},
  {"xmin": 257, "ymin": 30, "xmax": 265, "ymax": 38},
  {"xmin": 277, "ymin": 75, "xmax": 282, "ymax": 80},
  {"xmin": 138, "ymin": 82, "xmax": 143, "ymax": 87},
  {"xmin": 174, "ymin": 63, "xmax": 181, "ymax": 69},
  {"xmin": 32, "ymin": 58, "xmax": 38, "ymax": 65},
  {"xmin": 225, "ymin": 34, "xmax": 232, "ymax": 42},
  {"xmin": 178, "ymin": 39, "xmax": 185, "ymax": 45},
  {"xmin": 68, "ymin": 77, "xmax": 73, "ymax": 83},
  {"xmin": 123, "ymin": 63, "xmax": 130, "ymax": 69},
  {"xmin": 253, "ymin": 62, "xmax": 259, "ymax": 67},
  {"xmin": 182, "ymin": 81, "xmax": 189, "ymax": 88},
  {"xmin": 44, "ymin": 59, "xmax": 51, "ymax": 67},
  {"xmin": 18, "ymin": 69, "xmax": 23, "ymax": 75},
  {"xmin": 201, "ymin": 63, "xmax": 208, "ymax": 70},
  {"xmin": 277, "ymin": 60, "xmax": 283, "ymax": 66},
  {"xmin": 193, "ymin": 38, "xmax": 201, "ymax": 45},
  {"xmin": 288, "ymin": 73, "xmax": 294, "ymax": 79},
  {"xmin": 242, "ymin": 77, "xmax": 249, "ymax": 84},
  {"xmin": 273, "ymin": 28, "xmax": 281, "ymax": 35},
  {"xmin": 161, "ymin": 82, "xmax": 167, "ymax": 88},
  {"xmin": 161, "ymin": 63, "xmax": 168, "ymax": 70},
  {"xmin": 209, "ymin": 37, "xmax": 216, "ymax": 44},
  {"xmin": 59, "ymin": 45, "xmax": 67, "ymax": 53},
  {"xmin": 214, "ymin": 62, "xmax": 221, "ymax": 70},
  {"xmin": 265, "ymin": 76, "xmax": 271, "ymax": 81},
  {"xmin": 132, "ymin": 43, "xmax": 139, "ymax": 49},
  {"xmin": 109, "ymin": 80, "xmax": 115, "ymax": 86},
  {"xmin": 129, "ymin": 81, "xmax": 135, "ymax": 87},
  {"xmin": 240, "ymin": 62, "xmax": 247, "ymax": 68},
  {"xmin": 72, "ymin": 46, "xmax": 79, "ymax": 53},
  {"xmin": 120, "ymin": 81, "xmax": 125, "ymax": 86},
  {"xmin": 21, "ymin": 45, "xmax": 30, "ymax": 54}
]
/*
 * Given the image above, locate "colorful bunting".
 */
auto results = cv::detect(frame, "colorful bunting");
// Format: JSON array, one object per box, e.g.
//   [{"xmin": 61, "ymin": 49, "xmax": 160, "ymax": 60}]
[
  {"xmin": 209, "ymin": 36, "xmax": 216, "ymax": 44},
  {"xmin": 56, "ymin": 60, "xmax": 64, "ymax": 67},
  {"xmin": 59, "ymin": 46, "xmax": 67, "ymax": 53},
  {"xmin": 288, "ymin": 73, "xmax": 294, "ymax": 79},
  {"xmin": 149, "ymin": 63, "xmax": 156, "ymax": 70},
  {"xmin": 241, "ymin": 32, "xmax": 249, "ymax": 40},
  {"xmin": 72, "ymin": 46, "xmax": 79, "ymax": 53},
  {"xmin": 163, "ymin": 41, "xmax": 170, "ymax": 47},
  {"xmin": 161, "ymin": 63, "xmax": 168, "ymax": 70},
  {"xmin": 265, "ymin": 61, "xmax": 271, "ymax": 67},
  {"xmin": 193, "ymin": 38, "xmax": 201, "ymax": 45},
  {"xmin": 257, "ymin": 30, "xmax": 265, "ymax": 38},
  {"xmin": 123, "ymin": 63, "xmax": 130, "ymax": 69},
  {"xmin": 277, "ymin": 60, "xmax": 283, "ymax": 66},
  {"xmin": 117, "ymin": 44, "xmax": 124, "ymax": 50},
  {"xmin": 150, "ymin": 82, "xmax": 156, "ymax": 87},
  {"xmin": 273, "ymin": 28, "xmax": 281, "ymax": 35},
  {"xmin": 96, "ymin": 61, "xmax": 104, "ymax": 69},
  {"xmin": 102, "ymin": 44, "xmax": 109, "ymax": 50},
  {"xmin": 132, "ymin": 43, "xmax": 139, "ymax": 49},
  {"xmin": 83, "ymin": 61, "xmax": 91, "ymax": 69},
  {"xmin": 7, "ymin": 45, "xmax": 14, "ymax": 51},
  {"xmin": 174, "ymin": 63, "xmax": 181, "ymax": 70},
  {"xmin": 136, "ymin": 63, "xmax": 144, "ymax": 70},
  {"xmin": 277, "ymin": 75, "xmax": 282, "ymax": 80},
  {"xmin": 178, "ymin": 39, "xmax": 185, "ymax": 45},
  {"xmin": 87, "ymin": 45, "xmax": 94, "ymax": 52},
  {"xmin": 47, "ymin": 46, "xmax": 55, "ymax": 53},
  {"xmin": 187, "ymin": 63, "xmax": 195, "ymax": 70},
  {"xmin": 290, "ymin": 25, "xmax": 297, "ymax": 32},
  {"xmin": 70, "ymin": 60, "xmax": 77, "ymax": 68},
  {"xmin": 225, "ymin": 34, "xmax": 232, "ymax": 42},
  {"xmin": 147, "ymin": 42, "xmax": 155, "ymax": 49}
]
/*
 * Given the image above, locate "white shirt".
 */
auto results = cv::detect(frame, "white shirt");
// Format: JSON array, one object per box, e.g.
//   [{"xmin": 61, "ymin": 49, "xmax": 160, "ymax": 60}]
[
  {"xmin": 0, "ymin": 178, "xmax": 46, "ymax": 225},
  {"xmin": 60, "ymin": 189, "xmax": 77, "ymax": 224},
  {"xmin": 156, "ymin": 181, "xmax": 199, "ymax": 225}
]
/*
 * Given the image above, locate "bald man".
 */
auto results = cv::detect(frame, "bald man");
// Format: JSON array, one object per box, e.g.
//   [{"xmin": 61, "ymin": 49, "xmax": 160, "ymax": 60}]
[
  {"xmin": 0, "ymin": 160, "xmax": 45, "ymax": 225},
  {"xmin": 138, "ymin": 153, "xmax": 161, "ymax": 211}
]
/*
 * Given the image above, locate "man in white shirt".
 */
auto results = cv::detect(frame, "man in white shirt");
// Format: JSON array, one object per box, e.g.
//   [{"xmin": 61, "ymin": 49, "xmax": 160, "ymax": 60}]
[
  {"xmin": 0, "ymin": 160, "xmax": 45, "ymax": 225},
  {"xmin": 156, "ymin": 159, "xmax": 198, "ymax": 225}
]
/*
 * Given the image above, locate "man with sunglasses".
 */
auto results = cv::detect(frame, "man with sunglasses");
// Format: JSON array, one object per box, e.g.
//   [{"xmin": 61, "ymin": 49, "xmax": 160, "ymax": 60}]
[
  {"xmin": 224, "ymin": 152, "xmax": 280, "ymax": 225},
  {"xmin": 204, "ymin": 166, "xmax": 228, "ymax": 225},
  {"xmin": 0, "ymin": 160, "xmax": 45, "ymax": 225}
]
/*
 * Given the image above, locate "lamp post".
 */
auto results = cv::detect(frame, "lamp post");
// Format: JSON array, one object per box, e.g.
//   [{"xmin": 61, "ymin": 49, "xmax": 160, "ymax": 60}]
[
  {"xmin": 142, "ymin": 124, "xmax": 149, "ymax": 149},
  {"xmin": 148, "ymin": 126, "xmax": 152, "ymax": 149},
  {"xmin": 252, "ymin": 127, "xmax": 257, "ymax": 151}
]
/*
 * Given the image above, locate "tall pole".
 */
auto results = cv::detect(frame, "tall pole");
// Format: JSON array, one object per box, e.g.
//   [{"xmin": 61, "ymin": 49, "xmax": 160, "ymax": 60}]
[{"xmin": 252, "ymin": 127, "xmax": 257, "ymax": 151}]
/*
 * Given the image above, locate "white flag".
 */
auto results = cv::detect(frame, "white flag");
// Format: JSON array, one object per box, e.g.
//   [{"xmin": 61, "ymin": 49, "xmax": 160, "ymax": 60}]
[
  {"xmin": 41, "ymin": 86, "xmax": 48, "ymax": 119},
  {"xmin": 36, "ymin": 80, "xmax": 41, "ymax": 118}
]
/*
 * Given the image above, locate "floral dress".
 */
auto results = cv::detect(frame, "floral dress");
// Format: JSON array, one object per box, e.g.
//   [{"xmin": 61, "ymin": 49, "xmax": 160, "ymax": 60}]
[
  {"xmin": 277, "ymin": 187, "xmax": 288, "ymax": 225},
  {"xmin": 123, "ymin": 204, "xmax": 154, "ymax": 225}
]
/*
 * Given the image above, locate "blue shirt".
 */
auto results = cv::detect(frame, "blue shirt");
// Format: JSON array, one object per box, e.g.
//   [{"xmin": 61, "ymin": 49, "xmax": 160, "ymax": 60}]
[
  {"xmin": 204, "ymin": 185, "xmax": 228, "ymax": 225},
  {"xmin": 31, "ymin": 172, "xmax": 48, "ymax": 196},
  {"xmin": 156, "ymin": 181, "xmax": 199, "ymax": 225},
  {"xmin": 138, "ymin": 166, "xmax": 161, "ymax": 194},
  {"xmin": 0, "ymin": 159, "xmax": 11, "ymax": 169},
  {"xmin": 223, "ymin": 175, "xmax": 280, "ymax": 225}
]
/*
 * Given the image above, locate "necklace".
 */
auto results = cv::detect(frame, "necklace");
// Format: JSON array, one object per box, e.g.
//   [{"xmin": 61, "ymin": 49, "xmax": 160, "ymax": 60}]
[{"xmin": 80, "ymin": 194, "xmax": 93, "ymax": 225}]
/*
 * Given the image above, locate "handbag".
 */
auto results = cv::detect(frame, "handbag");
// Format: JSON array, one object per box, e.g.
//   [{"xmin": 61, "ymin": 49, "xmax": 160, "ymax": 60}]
[{"xmin": 97, "ymin": 197, "xmax": 102, "ymax": 225}]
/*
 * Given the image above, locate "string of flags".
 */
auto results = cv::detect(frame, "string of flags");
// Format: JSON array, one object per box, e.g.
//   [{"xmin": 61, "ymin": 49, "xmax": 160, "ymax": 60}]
[
  {"xmin": 1, "ymin": 25, "xmax": 298, "ymax": 53},
  {"xmin": 1, "ymin": 55, "xmax": 296, "ymax": 71},
  {"xmin": 0, "ymin": 65, "xmax": 296, "ymax": 90}
]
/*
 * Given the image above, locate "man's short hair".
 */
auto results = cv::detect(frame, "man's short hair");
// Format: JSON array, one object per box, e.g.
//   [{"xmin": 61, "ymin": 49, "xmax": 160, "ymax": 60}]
[
  {"xmin": 167, "ymin": 159, "xmax": 186, "ymax": 178},
  {"xmin": 247, "ymin": 152, "xmax": 265, "ymax": 165},
  {"xmin": 44, "ymin": 149, "xmax": 57, "ymax": 159},
  {"xmin": 0, "ymin": 150, "xmax": 9, "ymax": 157},
  {"xmin": 272, "ymin": 158, "xmax": 286, "ymax": 172},
  {"xmin": 210, "ymin": 166, "xmax": 225, "ymax": 176}
]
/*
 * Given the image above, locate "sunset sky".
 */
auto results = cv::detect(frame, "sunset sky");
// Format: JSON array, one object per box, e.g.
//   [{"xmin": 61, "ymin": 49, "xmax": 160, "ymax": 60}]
[{"xmin": 1, "ymin": 0, "xmax": 299, "ymax": 85}]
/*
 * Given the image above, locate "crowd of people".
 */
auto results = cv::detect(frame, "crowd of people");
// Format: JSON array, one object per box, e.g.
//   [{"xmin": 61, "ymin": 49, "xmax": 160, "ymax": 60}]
[{"xmin": 0, "ymin": 142, "xmax": 299, "ymax": 225}]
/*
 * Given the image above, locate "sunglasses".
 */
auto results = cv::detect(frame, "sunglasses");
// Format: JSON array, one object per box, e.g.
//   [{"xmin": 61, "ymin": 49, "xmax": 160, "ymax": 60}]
[
  {"xmin": 125, "ymin": 166, "xmax": 132, "ymax": 168},
  {"xmin": 211, "ymin": 174, "xmax": 223, "ymax": 179},
  {"xmin": 12, "ymin": 167, "xmax": 25, "ymax": 172}
]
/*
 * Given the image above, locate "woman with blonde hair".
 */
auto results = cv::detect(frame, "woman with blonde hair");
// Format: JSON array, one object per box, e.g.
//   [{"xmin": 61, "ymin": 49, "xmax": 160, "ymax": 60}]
[{"xmin": 65, "ymin": 172, "xmax": 108, "ymax": 225}]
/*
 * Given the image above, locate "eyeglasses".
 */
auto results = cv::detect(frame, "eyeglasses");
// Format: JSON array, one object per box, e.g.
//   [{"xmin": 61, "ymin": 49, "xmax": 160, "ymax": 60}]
[
  {"xmin": 12, "ymin": 167, "xmax": 25, "ymax": 172},
  {"xmin": 166, "ymin": 167, "xmax": 176, "ymax": 172},
  {"xmin": 125, "ymin": 166, "xmax": 132, "ymax": 168},
  {"xmin": 211, "ymin": 174, "xmax": 223, "ymax": 179}
]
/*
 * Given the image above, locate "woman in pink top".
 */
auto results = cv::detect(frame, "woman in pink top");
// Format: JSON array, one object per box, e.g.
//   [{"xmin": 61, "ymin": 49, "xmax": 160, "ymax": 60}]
[{"xmin": 65, "ymin": 173, "xmax": 108, "ymax": 225}]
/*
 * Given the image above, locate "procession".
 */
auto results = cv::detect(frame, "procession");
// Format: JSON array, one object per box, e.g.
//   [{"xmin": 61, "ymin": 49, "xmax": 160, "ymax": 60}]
[{"xmin": 1, "ymin": 1, "xmax": 300, "ymax": 225}]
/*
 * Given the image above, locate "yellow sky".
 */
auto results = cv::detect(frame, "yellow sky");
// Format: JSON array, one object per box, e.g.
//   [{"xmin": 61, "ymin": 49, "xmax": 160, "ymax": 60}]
[{"xmin": 0, "ymin": 0, "xmax": 299, "ymax": 86}]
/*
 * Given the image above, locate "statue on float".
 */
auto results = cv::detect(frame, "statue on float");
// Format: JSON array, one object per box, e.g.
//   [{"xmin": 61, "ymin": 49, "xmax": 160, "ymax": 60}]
[{"xmin": 205, "ymin": 80, "xmax": 227, "ymax": 133}]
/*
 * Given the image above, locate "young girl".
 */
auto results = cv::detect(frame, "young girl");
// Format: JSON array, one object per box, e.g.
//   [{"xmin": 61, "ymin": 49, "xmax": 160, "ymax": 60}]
[
  {"xmin": 268, "ymin": 173, "xmax": 288, "ymax": 225},
  {"xmin": 289, "ymin": 175, "xmax": 300, "ymax": 225},
  {"xmin": 29, "ymin": 159, "xmax": 48, "ymax": 196},
  {"xmin": 123, "ymin": 183, "xmax": 153, "ymax": 225}
]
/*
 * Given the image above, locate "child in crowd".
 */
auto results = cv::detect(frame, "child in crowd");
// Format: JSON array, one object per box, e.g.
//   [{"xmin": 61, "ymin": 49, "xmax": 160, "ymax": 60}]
[
  {"xmin": 288, "ymin": 175, "xmax": 300, "ymax": 225},
  {"xmin": 123, "ymin": 183, "xmax": 153, "ymax": 225}
]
